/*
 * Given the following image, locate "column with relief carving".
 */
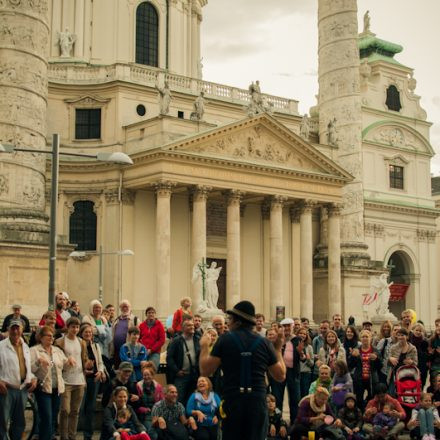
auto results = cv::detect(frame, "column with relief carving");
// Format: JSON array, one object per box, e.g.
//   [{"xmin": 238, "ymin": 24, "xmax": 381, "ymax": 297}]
[
  {"xmin": 191, "ymin": 185, "xmax": 211, "ymax": 311},
  {"xmin": 327, "ymin": 203, "xmax": 341, "ymax": 317},
  {"xmin": 154, "ymin": 181, "xmax": 174, "ymax": 317},
  {"xmin": 270, "ymin": 195, "xmax": 286, "ymax": 319},
  {"xmin": 226, "ymin": 190, "xmax": 243, "ymax": 309},
  {"xmin": 300, "ymin": 200, "xmax": 314, "ymax": 321}
]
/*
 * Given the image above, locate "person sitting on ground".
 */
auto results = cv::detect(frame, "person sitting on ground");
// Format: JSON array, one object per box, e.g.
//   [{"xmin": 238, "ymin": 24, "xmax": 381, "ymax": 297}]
[
  {"xmin": 309, "ymin": 364, "xmax": 332, "ymax": 395},
  {"xmin": 407, "ymin": 392, "xmax": 440, "ymax": 440},
  {"xmin": 120, "ymin": 326, "xmax": 148, "ymax": 382},
  {"xmin": 114, "ymin": 408, "xmax": 151, "ymax": 440},
  {"xmin": 186, "ymin": 376, "xmax": 220, "ymax": 440},
  {"xmin": 427, "ymin": 373, "xmax": 440, "ymax": 409},
  {"xmin": 101, "ymin": 387, "xmax": 147, "ymax": 440},
  {"xmin": 372, "ymin": 402, "xmax": 398, "ymax": 439},
  {"xmin": 136, "ymin": 363, "xmax": 164, "ymax": 440},
  {"xmin": 331, "ymin": 360, "xmax": 353, "ymax": 411},
  {"xmin": 266, "ymin": 394, "xmax": 288, "ymax": 439},
  {"xmin": 151, "ymin": 384, "xmax": 195, "ymax": 440},
  {"xmin": 428, "ymin": 319, "xmax": 440, "ymax": 383},
  {"xmin": 289, "ymin": 386, "xmax": 343, "ymax": 440},
  {"xmin": 102, "ymin": 361, "xmax": 140, "ymax": 409},
  {"xmin": 362, "ymin": 383, "xmax": 406, "ymax": 439},
  {"xmin": 337, "ymin": 393, "xmax": 364, "ymax": 440}
]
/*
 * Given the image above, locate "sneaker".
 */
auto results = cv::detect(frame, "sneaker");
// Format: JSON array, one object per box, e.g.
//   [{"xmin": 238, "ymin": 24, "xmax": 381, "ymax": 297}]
[{"xmin": 421, "ymin": 434, "xmax": 431, "ymax": 440}]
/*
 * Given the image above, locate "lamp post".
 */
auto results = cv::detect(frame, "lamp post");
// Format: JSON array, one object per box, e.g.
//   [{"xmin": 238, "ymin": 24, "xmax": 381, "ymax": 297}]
[
  {"xmin": 0, "ymin": 133, "xmax": 133, "ymax": 309},
  {"xmin": 69, "ymin": 247, "xmax": 134, "ymax": 303}
]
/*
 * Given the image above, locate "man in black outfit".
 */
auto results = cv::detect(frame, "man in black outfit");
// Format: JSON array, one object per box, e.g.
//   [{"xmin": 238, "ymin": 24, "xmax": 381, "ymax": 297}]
[{"xmin": 199, "ymin": 300, "xmax": 286, "ymax": 440}]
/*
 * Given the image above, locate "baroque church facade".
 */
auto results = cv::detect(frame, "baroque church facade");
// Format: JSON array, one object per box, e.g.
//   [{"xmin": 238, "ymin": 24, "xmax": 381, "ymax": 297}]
[{"xmin": 0, "ymin": 0, "xmax": 437, "ymax": 326}]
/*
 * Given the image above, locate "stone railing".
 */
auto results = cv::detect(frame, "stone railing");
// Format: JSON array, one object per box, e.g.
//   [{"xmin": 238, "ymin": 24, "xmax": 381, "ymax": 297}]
[{"xmin": 48, "ymin": 62, "xmax": 299, "ymax": 115}]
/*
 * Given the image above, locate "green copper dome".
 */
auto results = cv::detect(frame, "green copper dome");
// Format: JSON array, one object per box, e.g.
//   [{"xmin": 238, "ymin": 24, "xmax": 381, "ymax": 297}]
[{"xmin": 358, "ymin": 34, "xmax": 403, "ymax": 59}]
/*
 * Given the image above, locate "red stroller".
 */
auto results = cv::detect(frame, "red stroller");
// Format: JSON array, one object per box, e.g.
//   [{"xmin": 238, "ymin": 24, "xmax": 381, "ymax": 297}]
[{"xmin": 394, "ymin": 365, "xmax": 422, "ymax": 418}]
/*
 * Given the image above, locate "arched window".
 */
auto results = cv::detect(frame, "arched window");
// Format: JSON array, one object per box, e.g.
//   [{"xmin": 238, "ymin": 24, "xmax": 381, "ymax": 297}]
[
  {"xmin": 136, "ymin": 2, "xmax": 159, "ymax": 67},
  {"xmin": 69, "ymin": 200, "xmax": 97, "ymax": 251},
  {"xmin": 386, "ymin": 85, "xmax": 402, "ymax": 112}
]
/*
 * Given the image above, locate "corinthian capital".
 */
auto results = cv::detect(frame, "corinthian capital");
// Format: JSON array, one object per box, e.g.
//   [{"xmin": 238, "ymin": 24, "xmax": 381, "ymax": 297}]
[
  {"xmin": 299, "ymin": 199, "xmax": 316, "ymax": 214},
  {"xmin": 152, "ymin": 180, "xmax": 176, "ymax": 197},
  {"xmin": 224, "ymin": 189, "xmax": 245, "ymax": 206},
  {"xmin": 327, "ymin": 203, "xmax": 342, "ymax": 217}
]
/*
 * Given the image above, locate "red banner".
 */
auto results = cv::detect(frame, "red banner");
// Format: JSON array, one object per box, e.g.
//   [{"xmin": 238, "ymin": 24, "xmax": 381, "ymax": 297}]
[{"xmin": 389, "ymin": 283, "xmax": 409, "ymax": 302}]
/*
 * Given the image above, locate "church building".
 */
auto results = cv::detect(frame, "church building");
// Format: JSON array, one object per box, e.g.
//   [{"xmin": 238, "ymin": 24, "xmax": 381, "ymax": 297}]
[{"xmin": 0, "ymin": 0, "xmax": 437, "ymax": 326}]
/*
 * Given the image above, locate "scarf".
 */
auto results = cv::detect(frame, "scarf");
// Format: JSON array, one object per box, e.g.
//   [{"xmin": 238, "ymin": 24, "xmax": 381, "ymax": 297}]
[
  {"xmin": 315, "ymin": 377, "xmax": 331, "ymax": 390},
  {"xmin": 309, "ymin": 394, "xmax": 327, "ymax": 415},
  {"xmin": 194, "ymin": 391, "xmax": 217, "ymax": 413}
]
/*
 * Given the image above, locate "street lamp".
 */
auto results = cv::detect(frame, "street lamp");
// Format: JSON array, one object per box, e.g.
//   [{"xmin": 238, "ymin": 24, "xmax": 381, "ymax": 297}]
[
  {"xmin": 0, "ymin": 133, "xmax": 133, "ymax": 309},
  {"xmin": 69, "ymin": 247, "xmax": 134, "ymax": 303}
]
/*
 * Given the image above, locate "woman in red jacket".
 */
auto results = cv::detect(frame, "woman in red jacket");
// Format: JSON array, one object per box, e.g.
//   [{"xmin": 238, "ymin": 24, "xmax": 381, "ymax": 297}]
[
  {"xmin": 139, "ymin": 307, "xmax": 165, "ymax": 370},
  {"xmin": 171, "ymin": 297, "xmax": 192, "ymax": 336}
]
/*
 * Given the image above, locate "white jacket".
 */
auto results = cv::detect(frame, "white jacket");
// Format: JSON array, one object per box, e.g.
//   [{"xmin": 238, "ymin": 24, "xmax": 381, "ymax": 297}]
[{"xmin": 0, "ymin": 337, "xmax": 35, "ymax": 388}]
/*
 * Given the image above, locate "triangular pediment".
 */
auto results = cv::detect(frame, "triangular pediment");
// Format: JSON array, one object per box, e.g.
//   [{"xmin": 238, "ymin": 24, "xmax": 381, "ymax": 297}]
[
  {"xmin": 163, "ymin": 114, "xmax": 351, "ymax": 179},
  {"xmin": 363, "ymin": 121, "xmax": 434, "ymax": 156}
]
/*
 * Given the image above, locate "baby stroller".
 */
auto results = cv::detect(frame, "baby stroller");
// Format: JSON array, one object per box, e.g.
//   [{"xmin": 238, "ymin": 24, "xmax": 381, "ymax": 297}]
[{"xmin": 394, "ymin": 365, "xmax": 421, "ymax": 419}]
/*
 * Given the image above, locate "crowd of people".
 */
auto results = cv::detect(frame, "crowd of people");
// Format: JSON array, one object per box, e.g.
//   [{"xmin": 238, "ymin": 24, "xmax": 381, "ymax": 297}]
[{"xmin": 1, "ymin": 293, "xmax": 440, "ymax": 440}]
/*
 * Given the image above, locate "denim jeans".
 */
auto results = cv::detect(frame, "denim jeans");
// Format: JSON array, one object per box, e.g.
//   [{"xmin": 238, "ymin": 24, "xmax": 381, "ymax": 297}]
[
  {"xmin": 174, "ymin": 373, "xmax": 197, "ymax": 405},
  {"xmin": 0, "ymin": 387, "xmax": 28, "ymax": 440},
  {"xmin": 34, "ymin": 389, "xmax": 61, "ymax": 440},
  {"xmin": 148, "ymin": 352, "xmax": 160, "ymax": 371},
  {"xmin": 299, "ymin": 372, "xmax": 311, "ymax": 398},
  {"xmin": 80, "ymin": 377, "xmax": 100, "ymax": 439}
]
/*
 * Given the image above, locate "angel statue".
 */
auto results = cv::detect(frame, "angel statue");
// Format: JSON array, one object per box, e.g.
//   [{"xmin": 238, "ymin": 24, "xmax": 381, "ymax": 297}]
[
  {"xmin": 155, "ymin": 80, "xmax": 172, "ymax": 115},
  {"xmin": 192, "ymin": 259, "xmax": 222, "ymax": 312},
  {"xmin": 372, "ymin": 273, "xmax": 394, "ymax": 316}
]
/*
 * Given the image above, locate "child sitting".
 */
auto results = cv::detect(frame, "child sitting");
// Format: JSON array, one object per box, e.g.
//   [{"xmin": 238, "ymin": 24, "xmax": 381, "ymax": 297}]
[
  {"xmin": 115, "ymin": 408, "xmax": 151, "ymax": 440},
  {"xmin": 266, "ymin": 394, "xmax": 287, "ymax": 439},
  {"xmin": 337, "ymin": 393, "xmax": 364, "ymax": 440},
  {"xmin": 407, "ymin": 392, "xmax": 440, "ymax": 440},
  {"xmin": 120, "ymin": 326, "xmax": 148, "ymax": 381},
  {"xmin": 331, "ymin": 360, "xmax": 353, "ymax": 411},
  {"xmin": 372, "ymin": 403, "xmax": 397, "ymax": 439},
  {"xmin": 309, "ymin": 364, "xmax": 332, "ymax": 395}
]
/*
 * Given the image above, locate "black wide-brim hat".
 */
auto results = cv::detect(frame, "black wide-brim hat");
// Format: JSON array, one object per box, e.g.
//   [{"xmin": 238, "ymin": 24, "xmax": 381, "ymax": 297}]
[{"xmin": 226, "ymin": 300, "xmax": 256, "ymax": 324}]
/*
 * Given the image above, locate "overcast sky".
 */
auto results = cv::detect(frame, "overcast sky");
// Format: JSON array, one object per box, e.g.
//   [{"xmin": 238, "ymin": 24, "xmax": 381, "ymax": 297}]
[{"xmin": 201, "ymin": 0, "xmax": 440, "ymax": 175}]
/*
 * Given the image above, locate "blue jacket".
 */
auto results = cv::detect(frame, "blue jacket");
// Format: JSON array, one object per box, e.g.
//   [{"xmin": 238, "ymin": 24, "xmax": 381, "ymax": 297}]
[{"xmin": 119, "ymin": 342, "xmax": 148, "ymax": 381}]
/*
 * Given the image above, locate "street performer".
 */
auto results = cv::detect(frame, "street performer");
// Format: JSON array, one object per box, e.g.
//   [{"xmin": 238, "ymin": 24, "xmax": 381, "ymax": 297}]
[{"xmin": 199, "ymin": 300, "xmax": 286, "ymax": 440}]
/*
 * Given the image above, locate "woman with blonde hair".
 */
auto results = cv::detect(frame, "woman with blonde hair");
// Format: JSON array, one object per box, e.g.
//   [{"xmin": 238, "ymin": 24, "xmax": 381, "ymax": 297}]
[{"xmin": 186, "ymin": 376, "xmax": 221, "ymax": 440}]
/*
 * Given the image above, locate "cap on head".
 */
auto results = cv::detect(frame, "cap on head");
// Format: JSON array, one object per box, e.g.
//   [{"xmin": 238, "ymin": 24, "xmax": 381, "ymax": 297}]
[
  {"xmin": 226, "ymin": 300, "xmax": 256, "ymax": 324},
  {"xmin": 8, "ymin": 319, "xmax": 23, "ymax": 329},
  {"xmin": 280, "ymin": 318, "xmax": 294, "ymax": 326},
  {"xmin": 119, "ymin": 361, "xmax": 134, "ymax": 372},
  {"xmin": 12, "ymin": 304, "xmax": 21, "ymax": 310}
]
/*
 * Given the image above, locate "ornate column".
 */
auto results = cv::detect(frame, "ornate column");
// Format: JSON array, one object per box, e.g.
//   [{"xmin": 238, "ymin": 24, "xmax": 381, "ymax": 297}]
[
  {"xmin": 191, "ymin": 185, "xmax": 211, "ymax": 311},
  {"xmin": 154, "ymin": 181, "xmax": 174, "ymax": 317},
  {"xmin": 327, "ymin": 203, "xmax": 341, "ymax": 317},
  {"xmin": 270, "ymin": 195, "xmax": 286, "ymax": 319},
  {"xmin": 300, "ymin": 200, "xmax": 314, "ymax": 321},
  {"xmin": 226, "ymin": 190, "xmax": 243, "ymax": 309},
  {"xmin": 0, "ymin": 0, "xmax": 50, "ymax": 243},
  {"xmin": 290, "ymin": 206, "xmax": 301, "ymax": 316}
]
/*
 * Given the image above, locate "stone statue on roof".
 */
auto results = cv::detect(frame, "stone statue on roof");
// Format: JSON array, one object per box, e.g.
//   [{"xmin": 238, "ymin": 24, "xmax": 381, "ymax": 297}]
[
  {"xmin": 363, "ymin": 10, "xmax": 371, "ymax": 33},
  {"xmin": 300, "ymin": 114, "xmax": 310, "ymax": 139},
  {"xmin": 58, "ymin": 28, "xmax": 76, "ymax": 58},
  {"xmin": 190, "ymin": 91, "xmax": 206, "ymax": 121},
  {"xmin": 156, "ymin": 80, "xmax": 172, "ymax": 115}
]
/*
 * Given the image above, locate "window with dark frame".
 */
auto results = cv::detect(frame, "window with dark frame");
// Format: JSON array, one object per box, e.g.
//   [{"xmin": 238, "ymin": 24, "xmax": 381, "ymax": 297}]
[
  {"xmin": 136, "ymin": 2, "xmax": 159, "ymax": 67},
  {"xmin": 385, "ymin": 85, "xmax": 402, "ymax": 112},
  {"xmin": 389, "ymin": 164, "xmax": 404, "ymax": 189},
  {"xmin": 75, "ymin": 109, "xmax": 101, "ymax": 139},
  {"xmin": 69, "ymin": 200, "xmax": 97, "ymax": 251}
]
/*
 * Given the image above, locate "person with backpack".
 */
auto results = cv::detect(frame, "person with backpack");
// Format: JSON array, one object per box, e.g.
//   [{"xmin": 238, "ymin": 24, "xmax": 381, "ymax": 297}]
[{"xmin": 199, "ymin": 300, "xmax": 286, "ymax": 440}]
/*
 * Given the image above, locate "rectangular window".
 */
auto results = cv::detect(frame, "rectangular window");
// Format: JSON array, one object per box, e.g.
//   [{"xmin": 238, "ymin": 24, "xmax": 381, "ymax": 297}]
[
  {"xmin": 75, "ymin": 109, "xmax": 101, "ymax": 139},
  {"xmin": 389, "ymin": 165, "xmax": 404, "ymax": 189}
]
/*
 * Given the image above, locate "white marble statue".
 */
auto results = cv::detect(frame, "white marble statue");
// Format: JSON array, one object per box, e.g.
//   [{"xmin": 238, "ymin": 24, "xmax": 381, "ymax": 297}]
[
  {"xmin": 156, "ymin": 80, "xmax": 172, "ymax": 115},
  {"xmin": 190, "ymin": 91, "xmax": 205, "ymax": 121},
  {"xmin": 372, "ymin": 273, "xmax": 393, "ymax": 316},
  {"xmin": 58, "ymin": 28, "xmax": 76, "ymax": 58},
  {"xmin": 205, "ymin": 261, "xmax": 222, "ymax": 310},
  {"xmin": 300, "ymin": 114, "xmax": 310, "ymax": 139},
  {"xmin": 192, "ymin": 260, "xmax": 222, "ymax": 313}
]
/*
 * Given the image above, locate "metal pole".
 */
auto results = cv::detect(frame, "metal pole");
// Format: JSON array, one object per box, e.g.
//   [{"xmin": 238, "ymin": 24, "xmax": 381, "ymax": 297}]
[
  {"xmin": 48, "ymin": 134, "xmax": 60, "ymax": 310},
  {"xmin": 98, "ymin": 245, "xmax": 103, "ymax": 303}
]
